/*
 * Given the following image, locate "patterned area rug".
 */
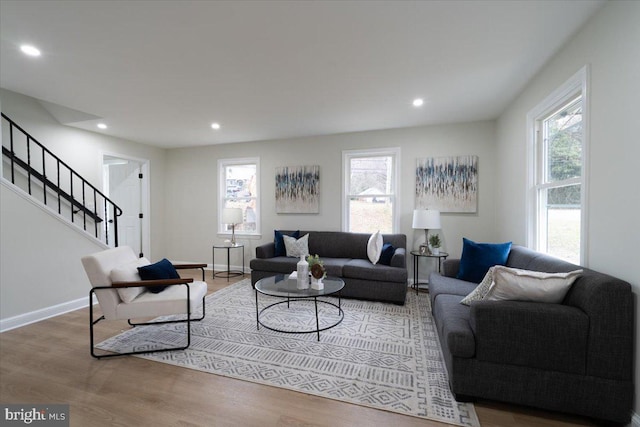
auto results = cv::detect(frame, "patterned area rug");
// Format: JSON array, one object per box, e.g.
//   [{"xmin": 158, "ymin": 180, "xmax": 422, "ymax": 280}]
[{"xmin": 97, "ymin": 279, "xmax": 479, "ymax": 427}]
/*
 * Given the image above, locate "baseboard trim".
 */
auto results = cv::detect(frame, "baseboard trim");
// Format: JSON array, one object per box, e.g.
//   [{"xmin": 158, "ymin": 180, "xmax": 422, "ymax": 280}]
[{"xmin": 0, "ymin": 296, "xmax": 90, "ymax": 333}]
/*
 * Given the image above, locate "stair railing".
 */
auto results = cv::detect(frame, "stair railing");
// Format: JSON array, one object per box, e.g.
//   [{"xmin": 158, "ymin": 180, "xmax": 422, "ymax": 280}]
[{"xmin": 1, "ymin": 113, "xmax": 122, "ymax": 246}]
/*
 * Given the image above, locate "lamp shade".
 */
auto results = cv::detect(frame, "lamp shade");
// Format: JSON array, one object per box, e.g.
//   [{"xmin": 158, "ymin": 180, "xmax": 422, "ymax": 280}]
[
  {"xmin": 222, "ymin": 207, "xmax": 243, "ymax": 225},
  {"xmin": 412, "ymin": 209, "xmax": 441, "ymax": 229}
]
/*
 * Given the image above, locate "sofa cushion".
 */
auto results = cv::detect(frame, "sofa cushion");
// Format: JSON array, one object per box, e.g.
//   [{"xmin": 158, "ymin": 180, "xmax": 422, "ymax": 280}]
[
  {"xmin": 378, "ymin": 243, "xmax": 395, "ymax": 265},
  {"xmin": 283, "ymin": 233, "xmax": 309, "ymax": 257},
  {"xmin": 485, "ymin": 266, "xmax": 583, "ymax": 303},
  {"xmin": 319, "ymin": 258, "xmax": 350, "ymax": 277},
  {"xmin": 274, "ymin": 230, "xmax": 299, "ymax": 257},
  {"xmin": 460, "ymin": 266, "xmax": 495, "ymax": 306},
  {"xmin": 343, "ymin": 258, "xmax": 406, "ymax": 283},
  {"xmin": 428, "ymin": 273, "xmax": 478, "ymax": 304},
  {"xmin": 432, "ymin": 294, "xmax": 475, "ymax": 358},
  {"xmin": 249, "ymin": 256, "xmax": 298, "ymax": 274},
  {"xmin": 367, "ymin": 231, "xmax": 383, "ymax": 264},
  {"xmin": 457, "ymin": 238, "xmax": 512, "ymax": 283}
]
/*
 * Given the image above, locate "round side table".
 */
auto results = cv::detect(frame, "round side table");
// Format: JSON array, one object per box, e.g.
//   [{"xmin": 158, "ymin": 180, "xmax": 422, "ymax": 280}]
[
  {"xmin": 212, "ymin": 244, "xmax": 245, "ymax": 280},
  {"xmin": 410, "ymin": 251, "xmax": 449, "ymax": 294}
]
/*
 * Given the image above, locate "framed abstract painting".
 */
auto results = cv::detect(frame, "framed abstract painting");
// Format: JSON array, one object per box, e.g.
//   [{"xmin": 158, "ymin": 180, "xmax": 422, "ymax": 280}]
[
  {"xmin": 416, "ymin": 155, "xmax": 478, "ymax": 213},
  {"xmin": 275, "ymin": 165, "xmax": 320, "ymax": 214}
]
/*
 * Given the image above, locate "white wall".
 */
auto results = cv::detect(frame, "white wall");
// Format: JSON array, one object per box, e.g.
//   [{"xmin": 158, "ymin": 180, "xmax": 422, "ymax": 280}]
[
  {"xmin": 0, "ymin": 183, "xmax": 105, "ymax": 323},
  {"xmin": 495, "ymin": 0, "xmax": 640, "ymax": 417},
  {"xmin": 165, "ymin": 120, "xmax": 497, "ymax": 281}
]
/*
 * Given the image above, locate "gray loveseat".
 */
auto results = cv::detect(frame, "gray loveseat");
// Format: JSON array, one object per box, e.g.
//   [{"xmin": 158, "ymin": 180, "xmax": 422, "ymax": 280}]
[
  {"xmin": 428, "ymin": 245, "xmax": 634, "ymax": 424},
  {"xmin": 250, "ymin": 231, "xmax": 408, "ymax": 304}
]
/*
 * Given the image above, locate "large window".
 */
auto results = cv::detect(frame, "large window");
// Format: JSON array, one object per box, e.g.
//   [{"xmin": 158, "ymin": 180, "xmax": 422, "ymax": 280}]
[
  {"xmin": 528, "ymin": 67, "xmax": 588, "ymax": 264},
  {"xmin": 343, "ymin": 148, "xmax": 399, "ymax": 233},
  {"xmin": 218, "ymin": 158, "xmax": 260, "ymax": 236}
]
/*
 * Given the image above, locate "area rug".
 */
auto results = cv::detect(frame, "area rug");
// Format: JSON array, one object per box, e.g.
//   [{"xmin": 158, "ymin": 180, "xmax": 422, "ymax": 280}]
[{"xmin": 97, "ymin": 279, "xmax": 480, "ymax": 427}]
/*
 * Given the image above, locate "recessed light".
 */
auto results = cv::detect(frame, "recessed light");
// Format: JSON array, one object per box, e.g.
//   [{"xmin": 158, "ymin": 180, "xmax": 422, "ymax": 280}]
[
  {"xmin": 97, "ymin": 123, "xmax": 107, "ymax": 130},
  {"xmin": 412, "ymin": 98, "xmax": 424, "ymax": 107},
  {"xmin": 211, "ymin": 123, "xmax": 221, "ymax": 130},
  {"xmin": 20, "ymin": 45, "xmax": 41, "ymax": 57}
]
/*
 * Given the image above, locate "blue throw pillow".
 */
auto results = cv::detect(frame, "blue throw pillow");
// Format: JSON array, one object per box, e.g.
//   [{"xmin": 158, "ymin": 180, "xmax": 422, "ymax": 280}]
[
  {"xmin": 274, "ymin": 230, "xmax": 300, "ymax": 257},
  {"xmin": 456, "ymin": 238, "xmax": 512, "ymax": 283},
  {"xmin": 137, "ymin": 258, "xmax": 180, "ymax": 293},
  {"xmin": 379, "ymin": 243, "xmax": 395, "ymax": 265}
]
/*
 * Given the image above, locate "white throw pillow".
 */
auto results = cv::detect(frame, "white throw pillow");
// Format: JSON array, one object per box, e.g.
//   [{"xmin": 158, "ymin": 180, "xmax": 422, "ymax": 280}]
[
  {"xmin": 484, "ymin": 266, "xmax": 583, "ymax": 303},
  {"xmin": 460, "ymin": 266, "xmax": 495, "ymax": 306},
  {"xmin": 283, "ymin": 233, "xmax": 309, "ymax": 258},
  {"xmin": 367, "ymin": 231, "xmax": 383, "ymax": 264},
  {"xmin": 110, "ymin": 257, "xmax": 151, "ymax": 303}
]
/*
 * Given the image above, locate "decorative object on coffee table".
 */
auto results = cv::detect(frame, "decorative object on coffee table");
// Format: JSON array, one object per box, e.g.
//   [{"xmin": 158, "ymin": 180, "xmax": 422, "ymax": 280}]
[{"xmin": 307, "ymin": 254, "xmax": 326, "ymax": 290}]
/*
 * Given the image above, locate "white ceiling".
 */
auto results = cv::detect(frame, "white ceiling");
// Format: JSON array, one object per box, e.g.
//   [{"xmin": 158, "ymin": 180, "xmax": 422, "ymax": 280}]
[{"xmin": 0, "ymin": 0, "xmax": 604, "ymax": 148}]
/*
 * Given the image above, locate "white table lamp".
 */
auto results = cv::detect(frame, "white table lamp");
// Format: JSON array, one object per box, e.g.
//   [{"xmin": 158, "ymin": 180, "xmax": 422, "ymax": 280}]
[
  {"xmin": 412, "ymin": 209, "xmax": 441, "ymax": 254},
  {"xmin": 222, "ymin": 207, "xmax": 243, "ymax": 246}
]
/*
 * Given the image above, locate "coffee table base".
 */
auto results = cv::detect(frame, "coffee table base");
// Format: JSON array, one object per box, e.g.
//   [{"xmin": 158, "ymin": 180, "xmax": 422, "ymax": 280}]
[{"xmin": 256, "ymin": 297, "xmax": 344, "ymax": 341}]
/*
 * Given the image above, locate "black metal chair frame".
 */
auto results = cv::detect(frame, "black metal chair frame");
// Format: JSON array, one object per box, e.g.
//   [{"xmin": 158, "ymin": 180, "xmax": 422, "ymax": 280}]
[{"xmin": 89, "ymin": 276, "xmax": 206, "ymax": 359}]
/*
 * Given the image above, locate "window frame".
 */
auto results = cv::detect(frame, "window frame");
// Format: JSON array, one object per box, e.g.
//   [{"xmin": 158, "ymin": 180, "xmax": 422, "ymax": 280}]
[
  {"xmin": 217, "ymin": 157, "xmax": 260, "ymax": 237},
  {"xmin": 526, "ymin": 66, "xmax": 589, "ymax": 265},
  {"xmin": 342, "ymin": 147, "xmax": 400, "ymax": 233}
]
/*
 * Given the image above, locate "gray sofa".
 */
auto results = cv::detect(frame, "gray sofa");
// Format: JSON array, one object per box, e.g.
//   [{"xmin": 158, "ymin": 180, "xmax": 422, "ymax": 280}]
[
  {"xmin": 250, "ymin": 231, "xmax": 408, "ymax": 304},
  {"xmin": 428, "ymin": 245, "xmax": 634, "ymax": 424}
]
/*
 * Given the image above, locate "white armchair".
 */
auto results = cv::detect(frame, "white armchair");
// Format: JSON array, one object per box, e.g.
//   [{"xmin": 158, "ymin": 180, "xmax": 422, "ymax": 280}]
[{"xmin": 81, "ymin": 246, "xmax": 208, "ymax": 359}]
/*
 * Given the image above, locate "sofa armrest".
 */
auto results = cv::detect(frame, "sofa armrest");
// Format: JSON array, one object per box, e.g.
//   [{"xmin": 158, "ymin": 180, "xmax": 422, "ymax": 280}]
[
  {"xmin": 256, "ymin": 242, "xmax": 276, "ymax": 259},
  {"xmin": 442, "ymin": 259, "xmax": 460, "ymax": 277},
  {"xmin": 470, "ymin": 300, "xmax": 589, "ymax": 374},
  {"xmin": 390, "ymin": 247, "xmax": 406, "ymax": 268}
]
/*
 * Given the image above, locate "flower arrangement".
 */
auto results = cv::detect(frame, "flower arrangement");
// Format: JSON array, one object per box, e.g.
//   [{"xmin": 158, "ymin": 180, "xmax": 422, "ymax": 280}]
[{"xmin": 306, "ymin": 254, "xmax": 326, "ymax": 279}]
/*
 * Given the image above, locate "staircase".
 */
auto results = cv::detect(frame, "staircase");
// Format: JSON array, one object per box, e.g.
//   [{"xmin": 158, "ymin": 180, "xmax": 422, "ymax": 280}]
[{"xmin": 1, "ymin": 113, "xmax": 122, "ymax": 246}]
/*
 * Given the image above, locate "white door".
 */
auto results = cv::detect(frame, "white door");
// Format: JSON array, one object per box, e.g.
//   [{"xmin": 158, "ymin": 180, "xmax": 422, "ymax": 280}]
[{"xmin": 103, "ymin": 156, "xmax": 148, "ymax": 257}]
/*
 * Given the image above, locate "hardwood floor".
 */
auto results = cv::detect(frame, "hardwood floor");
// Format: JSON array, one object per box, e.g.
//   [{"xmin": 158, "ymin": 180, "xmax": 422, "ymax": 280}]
[{"xmin": 0, "ymin": 271, "xmax": 598, "ymax": 427}]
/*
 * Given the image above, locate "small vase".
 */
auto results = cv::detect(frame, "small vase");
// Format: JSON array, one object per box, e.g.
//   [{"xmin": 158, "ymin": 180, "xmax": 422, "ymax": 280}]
[
  {"xmin": 311, "ymin": 277, "xmax": 324, "ymax": 290},
  {"xmin": 297, "ymin": 255, "xmax": 309, "ymax": 289},
  {"xmin": 432, "ymin": 247, "xmax": 440, "ymax": 255}
]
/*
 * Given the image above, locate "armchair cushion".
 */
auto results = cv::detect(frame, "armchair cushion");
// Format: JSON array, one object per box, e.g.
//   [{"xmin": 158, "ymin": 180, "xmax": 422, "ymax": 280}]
[
  {"xmin": 110, "ymin": 257, "xmax": 151, "ymax": 303},
  {"xmin": 138, "ymin": 258, "xmax": 180, "ymax": 293}
]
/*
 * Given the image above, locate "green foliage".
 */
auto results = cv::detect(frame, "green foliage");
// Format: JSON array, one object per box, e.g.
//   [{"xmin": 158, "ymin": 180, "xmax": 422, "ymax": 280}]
[{"xmin": 428, "ymin": 234, "xmax": 441, "ymax": 248}]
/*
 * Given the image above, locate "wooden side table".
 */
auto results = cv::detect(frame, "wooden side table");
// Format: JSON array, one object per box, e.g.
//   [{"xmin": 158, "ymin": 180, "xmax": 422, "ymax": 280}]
[
  {"xmin": 212, "ymin": 244, "xmax": 245, "ymax": 281},
  {"xmin": 410, "ymin": 251, "xmax": 449, "ymax": 294}
]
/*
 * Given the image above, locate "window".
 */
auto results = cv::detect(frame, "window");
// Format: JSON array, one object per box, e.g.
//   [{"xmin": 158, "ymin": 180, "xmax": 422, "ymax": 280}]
[
  {"xmin": 527, "ymin": 67, "xmax": 588, "ymax": 264},
  {"xmin": 343, "ymin": 148, "xmax": 400, "ymax": 233},
  {"xmin": 218, "ymin": 158, "xmax": 260, "ymax": 236}
]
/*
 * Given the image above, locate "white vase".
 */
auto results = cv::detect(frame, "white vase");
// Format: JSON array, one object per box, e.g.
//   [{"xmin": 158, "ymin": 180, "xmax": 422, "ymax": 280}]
[
  {"xmin": 296, "ymin": 255, "xmax": 309, "ymax": 289},
  {"xmin": 432, "ymin": 247, "xmax": 440, "ymax": 255}
]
